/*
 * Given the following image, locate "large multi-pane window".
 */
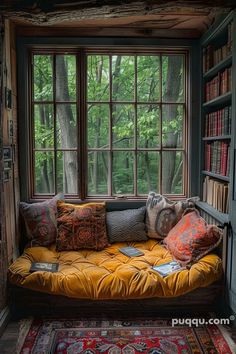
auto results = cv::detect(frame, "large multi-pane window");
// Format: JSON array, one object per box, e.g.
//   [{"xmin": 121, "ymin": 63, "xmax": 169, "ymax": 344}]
[{"xmin": 31, "ymin": 50, "xmax": 188, "ymax": 199}]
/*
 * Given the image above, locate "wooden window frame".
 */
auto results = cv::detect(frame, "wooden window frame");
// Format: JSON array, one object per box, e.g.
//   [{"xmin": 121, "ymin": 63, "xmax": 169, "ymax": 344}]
[
  {"xmin": 85, "ymin": 50, "xmax": 188, "ymax": 199},
  {"xmin": 17, "ymin": 35, "xmax": 200, "ymax": 203},
  {"xmin": 29, "ymin": 47, "xmax": 189, "ymax": 200},
  {"xmin": 30, "ymin": 50, "xmax": 80, "ymax": 198}
]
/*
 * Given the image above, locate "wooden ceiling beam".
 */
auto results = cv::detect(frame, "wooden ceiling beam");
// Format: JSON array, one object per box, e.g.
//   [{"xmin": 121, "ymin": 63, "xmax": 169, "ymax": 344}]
[
  {"xmin": 15, "ymin": 25, "xmax": 202, "ymax": 38},
  {"xmin": 0, "ymin": 1, "xmax": 234, "ymax": 26}
]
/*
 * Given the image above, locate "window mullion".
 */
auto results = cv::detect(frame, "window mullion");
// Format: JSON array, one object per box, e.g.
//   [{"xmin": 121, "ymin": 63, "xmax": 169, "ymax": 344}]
[
  {"xmin": 53, "ymin": 54, "xmax": 57, "ymax": 195},
  {"xmin": 160, "ymin": 54, "xmax": 163, "ymax": 194},
  {"xmin": 134, "ymin": 55, "xmax": 137, "ymax": 197},
  {"xmin": 80, "ymin": 50, "xmax": 87, "ymax": 199},
  {"xmin": 108, "ymin": 54, "xmax": 112, "ymax": 197}
]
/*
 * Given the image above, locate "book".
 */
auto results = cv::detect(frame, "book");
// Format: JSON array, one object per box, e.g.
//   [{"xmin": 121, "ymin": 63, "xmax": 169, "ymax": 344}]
[
  {"xmin": 203, "ymin": 176, "xmax": 229, "ymax": 213},
  {"xmin": 152, "ymin": 261, "xmax": 184, "ymax": 277},
  {"xmin": 119, "ymin": 247, "xmax": 144, "ymax": 257},
  {"xmin": 30, "ymin": 262, "xmax": 59, "ymax": 273}
]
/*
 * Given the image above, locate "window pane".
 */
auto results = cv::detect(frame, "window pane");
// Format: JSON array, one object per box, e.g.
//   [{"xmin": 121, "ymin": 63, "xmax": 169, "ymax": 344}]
[
  {"xmin": 137, "ymin": 104, "xmax": 160, "ymax": 148},
  {"xmin": 88, "ymin": 151, "xmax": 108, "ymax": 195},
  {"xmin": 33, "ymin": 55, "xmax": 53, "ymax": 101},
  {"xmin": 162, "ymin": 55, "xmax": 184, "ymax": 103},
  {"xmin": 112, "ymin": 105, "xmax": 134, "ymax": 148},
  {"xmin": 137, "ymin": 152, "xmax": 159, "ymax": 194},
  {"xmin": 137, "ymin": 56, "xmax": 160, "ymax": 101},
  {"xmin": 112, "ymin": 56, "xmax": 134, "ymax": 101},
  {"xmin": 34, "ymin": 104, "xmax": 54, "ymax": 148},
  {"xmin": 57, "ymin": 151, "xmax": 78, "ymax": 194},
  {"xmin": 162, "ymin": 105, "xmax": 184, "ymax": 148},
  {"xmin": 87, "ymin": 55, "xmax": 109, "ymax": 101},
  {"xmin": 56, "ymin": 104, "xmax": 77, "ymax": 148},
  {"xmin": 34, "ymin": 151, "xmax": 54, "ymax": 193},
  {"xmin": 112, "ymin": 152, "xmax": 134, "ymax": 194},
  {"xmin": 88, "ymin": 104, "xmax": 109, "ymax": 148},
  {"xmin": 56, "ymin": 55, "xmax": 76, "ymax": 101},
  {"xmin": 162, "ymin": 151, "xmax": 183, "ymax": 194}
]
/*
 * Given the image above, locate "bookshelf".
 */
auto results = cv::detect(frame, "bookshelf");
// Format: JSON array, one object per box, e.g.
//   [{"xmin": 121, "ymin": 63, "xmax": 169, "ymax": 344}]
[{"xmin": 201, "ymin": 12, "xmax": 233, "ymax": 216}]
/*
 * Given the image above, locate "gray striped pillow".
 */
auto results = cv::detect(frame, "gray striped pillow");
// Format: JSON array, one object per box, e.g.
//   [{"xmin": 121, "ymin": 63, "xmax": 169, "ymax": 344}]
[{"xmin": 106, "ymin": 207, "xmax": 147, "ymax": 243}]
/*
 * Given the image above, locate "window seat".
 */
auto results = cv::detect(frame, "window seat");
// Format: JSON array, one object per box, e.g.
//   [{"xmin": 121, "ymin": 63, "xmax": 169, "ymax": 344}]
[{"xmin": 8, "ymin": 239, "xmax": 222, "ymax": 300}]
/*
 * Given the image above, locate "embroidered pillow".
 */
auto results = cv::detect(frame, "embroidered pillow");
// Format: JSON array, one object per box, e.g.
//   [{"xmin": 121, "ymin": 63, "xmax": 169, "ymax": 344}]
[
  {"xmin": 146, "ymin": 192, "xmax": 199, "ymax": 239},
  {"xmin": 20, "ymin": 193, "xmax": 64, "ymax": 247},
  {"xmin": 56, "ymin": 201, "xmax": 109, "ymax": 251},
  {"xmin": 163, "ymin": 209, "xmax": 223, "ymax": 266},
  {"xmin": 106, "ymin": 207, "xmax": 147, "ymax": 243}
]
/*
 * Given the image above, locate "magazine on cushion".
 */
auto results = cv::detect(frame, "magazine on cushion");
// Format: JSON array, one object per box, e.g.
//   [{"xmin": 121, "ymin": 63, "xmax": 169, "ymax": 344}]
[
  {"xmin": 152, "ymin": 261, "xmax": 184, "ymax": 277},
  {"xmin": 119, "ymin": 247, "xmax": 144, "ymax": 257},
  {"xmin": 30, "ymin": 262, "xmax": 59, "ymax": 273}
]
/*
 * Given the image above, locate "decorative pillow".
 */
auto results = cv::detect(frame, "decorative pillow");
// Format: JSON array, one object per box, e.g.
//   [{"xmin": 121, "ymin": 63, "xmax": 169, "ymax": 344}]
[
  {"xmin": 20, "ymin": 193, "xmax": 64, "ymax": 247},
  {"xmin": 56, "ymin": 201, "xmax": 109, "ymax": 251},
  {"xmin": 163, "ymin": 209, "xmax": 223, "ymax": 266},
  {"xmin": 146, "ymin": 192, "xmax": 199, "ymax": 239},
  {"xmin": 106, "ymin": 207, "xmax": 147, "ymax": 243}
]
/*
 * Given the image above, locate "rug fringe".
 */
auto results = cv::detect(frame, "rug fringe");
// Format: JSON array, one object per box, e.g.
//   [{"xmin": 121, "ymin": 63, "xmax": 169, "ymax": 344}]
[
  {"xmin": 217, "ymin": 324, "xmax": 236, "ymax": 353},
  {"xmin": 15, "ymin": 317, "xmax": 33, "ymax": 354}
]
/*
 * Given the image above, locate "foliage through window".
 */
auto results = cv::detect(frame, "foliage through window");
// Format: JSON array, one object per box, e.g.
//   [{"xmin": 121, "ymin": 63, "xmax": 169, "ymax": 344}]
[{"xmin": 32, "ymin": 50, "xmax": 188, "ymax": 198}]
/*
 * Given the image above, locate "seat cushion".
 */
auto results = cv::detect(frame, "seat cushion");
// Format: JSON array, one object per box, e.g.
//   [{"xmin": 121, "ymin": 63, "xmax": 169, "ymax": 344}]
[{"xmin": 8, "ymin": 239, "xmax": 222, "ymax": 300}]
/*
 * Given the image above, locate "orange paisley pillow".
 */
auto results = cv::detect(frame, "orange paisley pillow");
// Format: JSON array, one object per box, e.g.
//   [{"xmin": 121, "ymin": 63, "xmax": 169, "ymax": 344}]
[
  {"xmin": 56, "ymin": 201, "xmax": 109, "ymax": 251},
  {"xmin": 163, "ymin": 210, "xmax": 223, "ymax": 266}
]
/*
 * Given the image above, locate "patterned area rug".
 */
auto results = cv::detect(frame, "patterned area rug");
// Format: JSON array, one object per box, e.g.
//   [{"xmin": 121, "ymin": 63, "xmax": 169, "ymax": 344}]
[{"xmin": 17, "ymin": 318, "xmax": 235, "ymax": 354}]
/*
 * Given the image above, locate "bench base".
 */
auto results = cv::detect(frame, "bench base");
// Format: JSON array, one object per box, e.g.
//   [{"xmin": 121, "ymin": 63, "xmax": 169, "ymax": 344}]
[{"xmin": 9, "ymin": 282, "xmax": 224, "ymax": 318}]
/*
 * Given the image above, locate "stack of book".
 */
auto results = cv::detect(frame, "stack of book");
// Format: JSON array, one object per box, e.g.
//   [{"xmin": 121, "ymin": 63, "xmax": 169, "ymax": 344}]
[
  {"xmin": 205, "ymin": 141, "xmax": 230, "ymax": 176},
  {"xmin": 205, "ymin": 106, "xmax": 231, "ymax": 136},
  {"xmin": 202, "ymin": 22, "xmax": 232, "ymax": 72},
  {"xmin": 205, "ymin": 67, "xmax": 232, "ymax": 102},
  {"xmin": 203, "ymin": 176, "xmax": 229, "ymax": 213}
]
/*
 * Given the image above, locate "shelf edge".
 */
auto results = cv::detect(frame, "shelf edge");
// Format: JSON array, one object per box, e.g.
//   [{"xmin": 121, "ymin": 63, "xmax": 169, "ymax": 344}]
[{"xmin": 196, "ymin": 201, "xmax": 229, "ymax": 225}]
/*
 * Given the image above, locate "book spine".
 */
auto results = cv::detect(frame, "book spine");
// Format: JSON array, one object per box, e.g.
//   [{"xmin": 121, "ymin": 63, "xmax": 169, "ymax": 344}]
[{"xmin": 203, "ymin": 176, "xmax": 229, "ymax": 213}]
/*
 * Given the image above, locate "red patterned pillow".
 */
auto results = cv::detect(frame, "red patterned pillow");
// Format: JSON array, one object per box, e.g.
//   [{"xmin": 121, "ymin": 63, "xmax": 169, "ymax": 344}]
[
  {"xmin": 20, "ymin": 193, "xmax": 64, "ymax": 247},
  {"xmin": 56, "ymin": 201, "xmax": 109, "ymax": 251},
  {"xmin": 163, "ymin": 210, "xmax": 223, "ymax": 266}
]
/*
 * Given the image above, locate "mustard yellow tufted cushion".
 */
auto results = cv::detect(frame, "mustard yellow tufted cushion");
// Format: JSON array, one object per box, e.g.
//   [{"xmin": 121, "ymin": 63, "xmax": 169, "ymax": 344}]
[{"xmin": 8, "ymin": 239, "xmax": 222, "ymax": 300}]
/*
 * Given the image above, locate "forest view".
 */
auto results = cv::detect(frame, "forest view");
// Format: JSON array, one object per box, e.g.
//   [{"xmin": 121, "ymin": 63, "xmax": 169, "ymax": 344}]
[{"xmin": 33, "ymin": 52, "xmax": 186, "ymax": 197}]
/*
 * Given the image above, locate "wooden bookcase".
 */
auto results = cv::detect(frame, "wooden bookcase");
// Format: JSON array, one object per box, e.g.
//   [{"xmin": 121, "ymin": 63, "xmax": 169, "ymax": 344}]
[{"xmin": 199, "ymin": 12, "xmax": 234, "ymax": 223}]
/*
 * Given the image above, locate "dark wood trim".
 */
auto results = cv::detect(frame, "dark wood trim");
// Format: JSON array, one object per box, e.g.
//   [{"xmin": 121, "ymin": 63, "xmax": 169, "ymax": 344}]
[
  {"xmin": 9, "ymin": 282, "xmax": 223, "ymax": 317},
  {"xmin": 15, "ymin": 27, "xmax": 203, "ymax": 39}
]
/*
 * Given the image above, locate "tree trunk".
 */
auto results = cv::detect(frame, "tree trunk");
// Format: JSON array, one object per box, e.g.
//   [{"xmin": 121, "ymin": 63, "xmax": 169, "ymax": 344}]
[
  {"xmin": 56, "ymin": 56, "xmax": 77, "ymax": 194},
  {"xmin": 162, "ymin": 56, "xmax": 182, "ymax": 194},
  {"xmin": 93, "ymin": 57, "xmax": 103, "ymax": 193},
  {"xmin": 37, "ymin": 72, "xmax": 51, "ymax": 193}
]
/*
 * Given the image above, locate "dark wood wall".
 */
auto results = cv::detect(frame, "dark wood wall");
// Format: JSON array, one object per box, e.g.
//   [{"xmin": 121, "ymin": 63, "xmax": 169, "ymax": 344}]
[{"xmin": 0, "ymin": 19, "xmax": 19, "ymax": 314}]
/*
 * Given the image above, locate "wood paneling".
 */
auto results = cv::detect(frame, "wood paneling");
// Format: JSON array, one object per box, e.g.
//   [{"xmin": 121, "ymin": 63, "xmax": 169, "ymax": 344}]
[{"xmin": 0, "ymin": 18, "xmax": 20, "ymax": 313}]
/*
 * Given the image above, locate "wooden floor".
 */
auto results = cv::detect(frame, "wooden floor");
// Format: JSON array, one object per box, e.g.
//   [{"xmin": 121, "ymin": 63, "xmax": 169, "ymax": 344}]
[{"xmin": 0, "ymin": 321, "xmax": 19, "ymax": 354}]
